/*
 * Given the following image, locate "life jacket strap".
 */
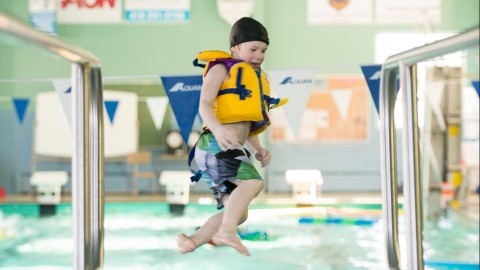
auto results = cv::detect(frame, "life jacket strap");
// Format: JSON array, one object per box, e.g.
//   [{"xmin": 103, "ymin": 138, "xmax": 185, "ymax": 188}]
[
  {"xmin": 187, "ymin": 143, "xmax": 201, "ymax": 182},
  {"xmin": 218, "ymin": 88, "xmax": 252, "ymax": 100},
  {"xmin": 264, "ymin": 95, "xmax": 280, "ymax": 108},
  {"xmin": 192, "ymin": 58, "xmax": 206, "ymax": 68},
  {"xmin": 187, "ymin": 129, "xmax": 212, "ymax": 182},
  {"xmin": 217, "ymin": 67, "xmax": 251, "ymax": 100},
  {"xmin": 264, "ymin": 95, "xmax": 288, "ymax": 109}
]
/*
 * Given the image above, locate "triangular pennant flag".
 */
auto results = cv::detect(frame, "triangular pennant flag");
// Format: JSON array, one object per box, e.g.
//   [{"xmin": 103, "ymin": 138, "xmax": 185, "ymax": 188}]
[
  {"xmin": 216, "ymin": 0, "xmax": 254, "ymax": 25},
  {"xmin": 52, "ymin": 79, "xmax": 72, "ymax": 126},
  {"xmin": 146, "ymin": 96, "xmax": 169, "ymax": 130},
  {"xmin": 360, "ymin": 64, "xmax": 400, "ymax": 114},
  {"xmin": 104, "ymin": 100, "xmax": 119, "ymax": 124},
  {"xmin": 361, "ymin": 65, "xmax": 382, "ymax": 113},
  {"xmin": 12, "ymin": 98, "xmax": 30, "ymax": 124},
  {"xmin": 161, "ymin": 75, "xmax": 202, "ymax": 144},
  {"xmin": 331, "ymin": 89, "xmax": 352, "ymax": 120},
  {"xmin": 472, "ymin": 80, "xmax": 479, "ymax": 97},
  {"xmin": 268, "ymin": 69, "xmax": 316, "ymax": 138}
]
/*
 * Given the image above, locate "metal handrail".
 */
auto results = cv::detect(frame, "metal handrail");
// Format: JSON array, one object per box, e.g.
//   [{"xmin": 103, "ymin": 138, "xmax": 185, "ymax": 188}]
[
  {"xmin": 0, "ymin": 11, "xmax": 104, "ymax": 270},
  {"xmin": 380, "ymin": 27, "xmax": 479, "ymax": 270},
  {"xmin": 0, "ymin": 12, "xmax": 99, "ymax": 65}
]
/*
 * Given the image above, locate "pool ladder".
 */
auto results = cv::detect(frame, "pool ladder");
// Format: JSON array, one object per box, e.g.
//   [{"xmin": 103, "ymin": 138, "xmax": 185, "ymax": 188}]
[
  {"xmin": 379, "ymin": 27, "xmax": 479, "ymax": 270},
  {"xmin": 0, "ymin": 11, "xmax": 105, "ymax": 270}
]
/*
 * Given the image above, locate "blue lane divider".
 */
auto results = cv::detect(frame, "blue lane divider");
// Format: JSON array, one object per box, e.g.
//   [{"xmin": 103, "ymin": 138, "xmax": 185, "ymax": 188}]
[
  {"xmin": 425, "ymin": 260, "xmax": 480, "ymax": 269},
  {"xmin": 299, "ymin": 216, "xmax": 379, "ymax": 226}
]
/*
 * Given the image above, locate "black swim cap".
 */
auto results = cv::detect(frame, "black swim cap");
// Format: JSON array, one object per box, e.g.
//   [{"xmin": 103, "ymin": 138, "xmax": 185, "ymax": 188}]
[{"xmin": 229, "ymin": 17, "xmax": 269, "ymax": 47}]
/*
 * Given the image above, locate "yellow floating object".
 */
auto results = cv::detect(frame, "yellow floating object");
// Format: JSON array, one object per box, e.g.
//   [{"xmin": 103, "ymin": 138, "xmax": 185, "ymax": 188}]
[
  {"xmin": 448, "ymin": 126, "xmax": 460, "ymax": 136},
  {"xmin": 450, "ymin": 200, "xmax": 461, "ymax": 208},
  {"xmin": 452, "ymin": 172, "xmax": 462, "ymax": 187}
]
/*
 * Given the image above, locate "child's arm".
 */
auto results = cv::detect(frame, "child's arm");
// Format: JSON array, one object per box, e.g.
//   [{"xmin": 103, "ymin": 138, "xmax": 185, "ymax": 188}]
[
  {"xmin": 199, "ymin": 64, "xmax": 241, "ymax": 152},
  {"xmin": 246, "ymin": 135, "xmax": 271, "ymax": 167}
]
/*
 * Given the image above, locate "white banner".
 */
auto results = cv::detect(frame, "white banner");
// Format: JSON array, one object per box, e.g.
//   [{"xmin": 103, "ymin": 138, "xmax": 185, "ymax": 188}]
[
  {"xmin": 331, "ymin": 88, "xmax": 352, "ymax": 120},
  {"xmin": 52, "ymin": 79, "xmax": 72, "ymax": 126},
  {"xmin": 216, "ymin": 0, "xmax": 254, "ymax": 25},
  {"xmin": 268, "ymin": 69, "xmax": 316, "ymax": 138},
  {"xmin": 103, "ymin": 91, "xmax": 138, "ymax": 157},
  {"xmin": 146, "ymin": 96, "xmax": 169, "ymax": 130},
  {"xmin": 124, "ymin": 0, "xmax": 190, "ymax": 23},
  {"xmin": 35, "ymin": 90, "xmax": 138, "ymax": 158},
  {"xmin": 57, "ymin": 0, "xmax": 122, "ymax": 24},
  {"xmin": 35, "ymin": 92, "xmax": 72, "ymax": 157},
  {"xmin": 307, "ymin": 0, "xmax": 372, "ymax": 25},
  {"xmin": 376, "ymin": 0, "xmax": 441, "ymax": 24}
]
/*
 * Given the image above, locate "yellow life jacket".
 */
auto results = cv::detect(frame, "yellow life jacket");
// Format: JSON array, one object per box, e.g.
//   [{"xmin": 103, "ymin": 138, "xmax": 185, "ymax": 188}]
[{"xmin": 194, "ymin": 50, "xmax": 287, "ymax": 135}]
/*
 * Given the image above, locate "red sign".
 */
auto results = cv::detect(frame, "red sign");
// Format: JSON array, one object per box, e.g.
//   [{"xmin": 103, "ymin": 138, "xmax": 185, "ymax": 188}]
[
  {"xmin": 61, "ymin": 0, "xmax": 116, "ymax": 9},
  {"xmin": 58, "ymin": 0, "xmax": 122, "ymax": 23}
]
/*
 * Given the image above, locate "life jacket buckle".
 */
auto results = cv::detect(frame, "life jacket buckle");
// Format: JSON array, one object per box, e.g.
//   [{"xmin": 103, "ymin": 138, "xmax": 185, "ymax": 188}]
[{"xmin": 239, "ymin": 88, "xmax": 252, "ymax": 100}]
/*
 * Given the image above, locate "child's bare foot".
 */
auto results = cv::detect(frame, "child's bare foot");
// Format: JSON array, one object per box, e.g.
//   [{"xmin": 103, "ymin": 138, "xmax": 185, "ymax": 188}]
[
  {"xmin": 177, "ymin": 233, "xmax": 197, "ymax": 254},
  {"xmin": 212, "ymin": 231, "xmax": 250, "ymax": 256}
]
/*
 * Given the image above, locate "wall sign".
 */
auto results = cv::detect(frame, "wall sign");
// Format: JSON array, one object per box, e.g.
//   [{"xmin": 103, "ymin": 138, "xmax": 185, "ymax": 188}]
[
  {"xmin": 124, "ymin": 0, "xmax": 190, "ymax": 23},
  {"xmin": 57, "ymin": 0, "xmax": 122, "ymax": 24}
]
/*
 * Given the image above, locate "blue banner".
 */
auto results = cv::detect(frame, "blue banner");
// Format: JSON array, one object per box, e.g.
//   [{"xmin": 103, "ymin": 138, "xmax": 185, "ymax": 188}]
[
  {"xmin": 104, "ymin": 100, "xmax": 119, "ymax": 124},
  {"xmin": 12, "ymin": 98, "xmax": 30, "ymax": 124},
  {"xmin": 360, "ymin": 64, "xmax": 399, "ymax": 114},
  {"xmin": 472, "ymin": 80, "xmax": 479, "ymax": 97},
  {"xmin": 161, "ymin": 75, "xmax": 202, "ymax": 144}
]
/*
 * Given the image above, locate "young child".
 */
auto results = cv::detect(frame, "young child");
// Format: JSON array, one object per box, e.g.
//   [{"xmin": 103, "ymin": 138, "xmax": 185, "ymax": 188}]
[{"xmin": 177, "ymin": 17, "xmax": 286, "ymax": 256}]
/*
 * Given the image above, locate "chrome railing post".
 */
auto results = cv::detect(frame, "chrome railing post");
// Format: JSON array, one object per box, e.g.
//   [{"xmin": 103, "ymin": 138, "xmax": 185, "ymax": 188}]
[
  {"xmin": 71, "ymin": 62, "xmax": 89, "ymax": 269},
  {"xmin": 400, "ymin": 63, "xmax": 424, "ymax": 270},
  {"xmin": 89, "ymin": 66, "xmax": 105, "ymax": 269},
  {"xmin": 72, "ymin": 64, "xmax": 104, "ymax": 270},
  {"xmin": 380, "ymin": 64, "xmax": 401, "ymax": 270}
]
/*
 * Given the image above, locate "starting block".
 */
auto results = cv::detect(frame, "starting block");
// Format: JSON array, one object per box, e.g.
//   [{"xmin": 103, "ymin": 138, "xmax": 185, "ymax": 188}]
[
  {"xmin": 285, "ymin": 170, "xmax": 323, "ymax": 205},
  {"xmin": 159, "ymin": 171, "xmax": 192, "ymax": 214},
  {"xmin": 30, "ymin": 171, "xmax": 68, "ymax": 205}
]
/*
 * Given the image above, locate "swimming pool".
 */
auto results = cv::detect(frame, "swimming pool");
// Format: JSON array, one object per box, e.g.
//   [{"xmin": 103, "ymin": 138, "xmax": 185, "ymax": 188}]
[{"xmin": 0, "ymin": 202, "xmax": 478, "ymax": 269}]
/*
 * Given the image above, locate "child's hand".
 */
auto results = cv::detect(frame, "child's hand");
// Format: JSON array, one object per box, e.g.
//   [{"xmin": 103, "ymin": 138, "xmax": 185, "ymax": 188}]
[
  {"xmin": 254, "ymin": 148, "xmax": 271, "ymax": 167},
  {"xmin": 213, "ymin": 126, "xmax": 242, "ymax": 152}
]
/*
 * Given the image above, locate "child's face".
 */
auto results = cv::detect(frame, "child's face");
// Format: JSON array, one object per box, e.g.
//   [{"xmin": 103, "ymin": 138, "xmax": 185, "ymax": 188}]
[{"xmin": 231, "ymin": 41, "xmax": 268, "ymax": 71}]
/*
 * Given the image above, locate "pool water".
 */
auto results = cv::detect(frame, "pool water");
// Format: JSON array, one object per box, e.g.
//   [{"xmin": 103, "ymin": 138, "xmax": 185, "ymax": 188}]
[{"xmin": 0, "ymin": 203, "xmax": 478, "ymax": 270}]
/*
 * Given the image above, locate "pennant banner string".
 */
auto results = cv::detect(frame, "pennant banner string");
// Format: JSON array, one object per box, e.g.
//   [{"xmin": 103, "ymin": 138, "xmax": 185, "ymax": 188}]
[
  {"xmin": 0, "ymin": 57, "xmax": 475, "ymax": 84},
  {"xmin": 0, "ymin": 75, "xmax": 165, "ymax": 83},
  {"xmin": 0, "ymin": 77, "xmax": 473, "ymax": 103},
  {"xmin": 0, "ymin": 95, "xmax": 170, "ymax": 102}
]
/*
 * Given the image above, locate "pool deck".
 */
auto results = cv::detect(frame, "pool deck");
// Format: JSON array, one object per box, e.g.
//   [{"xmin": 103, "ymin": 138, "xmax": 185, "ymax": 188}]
[{"xmin": 1, "ymin": 191, "xmax": 478, "ymax": 221}]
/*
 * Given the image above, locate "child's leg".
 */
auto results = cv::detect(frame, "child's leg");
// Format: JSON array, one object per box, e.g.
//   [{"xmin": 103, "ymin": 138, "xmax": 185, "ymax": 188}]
[
  {"xmin": 177, "ymin": 193, "xmax": 249, "ymax": 254},
  {"xmin": 212, "ymin": 179, "xmax": 264, "ymax": 256},
  {"xmin": 177, "ymin": 211, "xmax": 223, "ymax": 253}
]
